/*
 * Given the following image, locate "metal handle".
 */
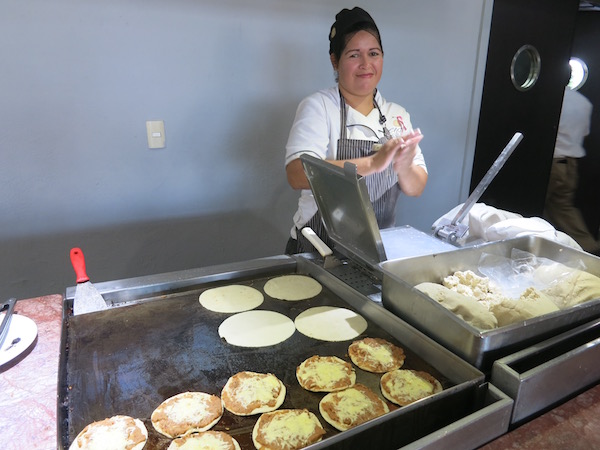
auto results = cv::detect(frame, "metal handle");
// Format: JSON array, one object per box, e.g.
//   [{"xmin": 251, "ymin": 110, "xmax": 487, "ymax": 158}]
[
  {"xmin": 301, "ymin": 227, "xmax": 333, "ymax": 258},
  {"xmin": 0, "ymin": 298, "xmax": 17, "ymax": 348}
]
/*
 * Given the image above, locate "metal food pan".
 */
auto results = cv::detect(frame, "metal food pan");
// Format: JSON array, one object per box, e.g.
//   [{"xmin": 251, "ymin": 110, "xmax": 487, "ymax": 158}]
[
  {"xmin": 57, "ymin": 255, "xmax": 505, "ymax": 450},
  {"xmin": 491, "ymin": 317, "xmax": 600, "ymax": 425},
  {"xmin": 380, "ymin": 235, "xmax": 600, "ymax": 371}
]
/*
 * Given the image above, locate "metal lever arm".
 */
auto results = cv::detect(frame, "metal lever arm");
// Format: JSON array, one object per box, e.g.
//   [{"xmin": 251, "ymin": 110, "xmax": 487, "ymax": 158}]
[{"xmin": 451, "ymin": 132, "xmax": 524, "ymax": 226}]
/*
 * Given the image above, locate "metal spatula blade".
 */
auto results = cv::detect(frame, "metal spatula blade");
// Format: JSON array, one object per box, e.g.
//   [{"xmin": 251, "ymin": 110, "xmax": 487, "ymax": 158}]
[{"xmin": 70, "ymin": 247, "xmax": 108, "ymax": 315}]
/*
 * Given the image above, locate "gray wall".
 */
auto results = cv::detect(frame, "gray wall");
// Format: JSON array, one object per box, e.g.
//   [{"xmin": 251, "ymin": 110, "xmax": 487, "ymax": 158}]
[{"xmin": 0, "ymin": 0, "xmax": 492, "ymax": 299}]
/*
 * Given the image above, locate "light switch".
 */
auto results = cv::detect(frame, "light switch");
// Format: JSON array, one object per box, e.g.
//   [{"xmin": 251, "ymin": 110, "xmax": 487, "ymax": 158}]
[{"xmin": 146, "ymin": 120, "xmax": 166, "ymax": 149}]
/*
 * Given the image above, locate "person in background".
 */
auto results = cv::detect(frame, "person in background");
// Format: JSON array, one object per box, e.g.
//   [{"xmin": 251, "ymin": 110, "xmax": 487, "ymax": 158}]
[
  {"xmin": 284, "ymin": 7, "xmax": 428, "ymax": 254},
  {"xmin": 544, "ymin": 86, "xmax": 600, "ymax": 255}
]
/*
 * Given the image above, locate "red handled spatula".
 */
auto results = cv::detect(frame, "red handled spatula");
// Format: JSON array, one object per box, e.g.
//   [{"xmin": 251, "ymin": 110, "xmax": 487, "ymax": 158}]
[{"xmin": 70, "ymin": 247, "xmax": 108, "ymax": 315}]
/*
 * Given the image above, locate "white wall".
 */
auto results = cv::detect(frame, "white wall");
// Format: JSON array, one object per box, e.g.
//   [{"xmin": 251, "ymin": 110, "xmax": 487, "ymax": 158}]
[{"xmin": 0, "ymin": 0, "xmax": 492, "ymax": 299}]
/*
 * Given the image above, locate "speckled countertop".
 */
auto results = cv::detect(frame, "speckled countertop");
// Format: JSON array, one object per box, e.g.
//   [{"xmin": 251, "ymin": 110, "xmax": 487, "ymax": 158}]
[
  {"xmin": 479, "ymin": 383, "xmax": 600, "ymax": 450},
  {"xmin": 0, "ymin": 295, "xmax": 63, "ymax": 450},
  {"xmin": 1, "ymin": 294, "xmax": 599, "ymax": 450}
]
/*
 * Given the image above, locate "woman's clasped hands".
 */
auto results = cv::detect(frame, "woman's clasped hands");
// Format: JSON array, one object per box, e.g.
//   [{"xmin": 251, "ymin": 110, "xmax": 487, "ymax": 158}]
[{"xmin": 370, "ymin": 128, "xmax": 423, "ymax": 174}]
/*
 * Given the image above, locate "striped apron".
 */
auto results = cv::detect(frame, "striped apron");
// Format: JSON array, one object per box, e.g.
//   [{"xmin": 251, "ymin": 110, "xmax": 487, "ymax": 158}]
[{"xmin": 289, "ymin": 94, "xmax": 401, "ymax": 254}]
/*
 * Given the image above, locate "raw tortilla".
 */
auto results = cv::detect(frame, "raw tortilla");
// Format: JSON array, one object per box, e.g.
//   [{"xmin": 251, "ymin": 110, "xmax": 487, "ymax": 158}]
[
  {"xmin": 263, "ymin": 275, "xmax": 322, "ymax": 301},
  {"xmin": 218, "ymin": 310, "xmax": 295, "ymax": 347},
  {"xmin": 199, "ymin": 285, "xmax": 264, "ymax": 313},
  {"xmin": 294, "ymin": 306, "xmax": 368, "ymax": 341}
]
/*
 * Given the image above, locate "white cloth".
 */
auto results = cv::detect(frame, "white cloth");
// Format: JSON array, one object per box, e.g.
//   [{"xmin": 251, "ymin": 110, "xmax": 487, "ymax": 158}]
[
  {"xmin": 553, "ymin": 87, "xmax": 593, "ymax": 159},
  {"xmin": 285, "ymin": 86, "xmax": 427, "ymax": 236},
  {"xmin": 432, "ymin": 203, "xmax": 582, "ymax": 250}
]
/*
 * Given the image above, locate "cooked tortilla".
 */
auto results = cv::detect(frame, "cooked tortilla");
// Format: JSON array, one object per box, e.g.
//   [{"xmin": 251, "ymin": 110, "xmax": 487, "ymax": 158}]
[
  {"xmin": 319, "ymin": 384, "xmax": 389, "ymax": 431},
  {"xmin": 380, "ymin": 369, "xmax": 442, "ymax": 406},
  {"xmin": 221, "ymin": 371, "xmax": 286, "ymax": 416},
  {"xmin": 69, "ymin": 415, "xmax": 148, "ymax": 450},
  {"xmin": 167, "ymin": 430, "xmax": 241, "ymax": 450},
  {"xmin": 296, "ymin": 355, "xmax": 356, "ymax": 392},
  {"xmin": 252, "ymin": 409, "xmax": 325, "ymax": 450},
  {"xmin": 151, "ymin": 392, "xmax": 223, "ymax": 438},
  {"xmin": 348, "ymin": 337, "xmax": 405, "ymax": 373}
]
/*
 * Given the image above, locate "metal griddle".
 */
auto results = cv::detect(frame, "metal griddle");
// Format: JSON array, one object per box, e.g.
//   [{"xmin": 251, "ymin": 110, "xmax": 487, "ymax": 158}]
[{"xmin": 58, "ymin": 255, "xmax": 511, "ymax": 450}]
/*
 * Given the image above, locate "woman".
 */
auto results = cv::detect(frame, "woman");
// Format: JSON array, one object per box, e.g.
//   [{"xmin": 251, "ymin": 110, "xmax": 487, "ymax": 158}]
[{"xmin": 285, "ymin": 7, "xmax": 428, "ymax": 253}]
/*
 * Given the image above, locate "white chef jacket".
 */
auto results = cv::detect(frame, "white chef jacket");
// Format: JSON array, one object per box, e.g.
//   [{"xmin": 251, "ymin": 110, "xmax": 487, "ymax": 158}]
[
  {"xmin": 285, "ymin": 86, "xmax": 427, "ymax": 237},
  {"xmin": 554, "ymin": 87, "xmax": 593, "ymax": 159}
]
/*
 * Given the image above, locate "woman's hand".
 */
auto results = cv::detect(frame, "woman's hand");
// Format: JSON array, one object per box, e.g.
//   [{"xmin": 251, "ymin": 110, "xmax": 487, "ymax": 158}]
[
  {"xmin": 285, "ymin": 129, "xmax": 426, "ymax": 193},
  {"xmin": 369, "ymin": 138, "xmax": 404, "ymax": 173},
  {"xmin": 286, "ymin": 141, "xmax": 403, "ymax": 190},
  {"xmin": 392, "ymin": 129, "xmax": 423, "ymax": 170},
  {"xmin": 392, "ymin": 129, "xmax": 427, "ymax": 196}
]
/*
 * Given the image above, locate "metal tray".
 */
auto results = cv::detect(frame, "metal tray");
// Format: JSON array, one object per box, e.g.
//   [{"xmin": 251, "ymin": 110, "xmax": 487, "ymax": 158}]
[
  {"xmin": 491, "ymin": 317, "xmax": 600, "ymax": 425},
  {"xmin": 57, "ymin": 255, "xmax": 508, "ymax": 449},
  {"xmin": 380, "ymin": 235, "xmax": 600, "ymax": 371}
]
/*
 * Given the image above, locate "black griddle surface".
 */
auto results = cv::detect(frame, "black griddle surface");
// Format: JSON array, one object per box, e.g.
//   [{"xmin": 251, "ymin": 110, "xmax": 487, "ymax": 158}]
[{"xmin": 59, "ymin": 272, "xmax": 448, "ymax": 449}]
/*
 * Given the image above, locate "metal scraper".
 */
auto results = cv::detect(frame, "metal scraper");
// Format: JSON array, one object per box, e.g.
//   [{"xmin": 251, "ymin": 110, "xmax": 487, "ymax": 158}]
[{"xmin": 70, "ymin": 247, "xmax": 108, "ymax": 315}]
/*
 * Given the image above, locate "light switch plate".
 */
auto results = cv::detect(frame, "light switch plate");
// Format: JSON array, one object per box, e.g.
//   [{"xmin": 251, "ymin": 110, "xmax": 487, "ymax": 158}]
[{"xmin": 146, "ymin": 120, "xmax": 166, "ymax": 149}]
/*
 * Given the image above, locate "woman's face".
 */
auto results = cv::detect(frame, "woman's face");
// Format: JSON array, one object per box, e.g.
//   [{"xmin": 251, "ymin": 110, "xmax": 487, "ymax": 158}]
[{"xmin": 332, "ymin": 30, "xmax": 383, "ymax": 100}]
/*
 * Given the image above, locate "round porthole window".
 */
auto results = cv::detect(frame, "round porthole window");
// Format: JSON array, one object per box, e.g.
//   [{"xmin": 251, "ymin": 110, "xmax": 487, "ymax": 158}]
[
  {"xmin": 510, "ymin": 45, "xmax": 541, "ymax": 92},
  {"xmin": 568, "ymin": 57, "xmax": 588, "ymax": 91}
]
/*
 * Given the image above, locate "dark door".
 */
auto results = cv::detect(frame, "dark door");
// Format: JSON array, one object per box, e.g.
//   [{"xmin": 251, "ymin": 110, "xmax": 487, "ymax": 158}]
[
  {"xmin": 470, "ymin": 0, "xmax": 580, "ymax": 217},
  {"xmin": 573, "ymin": 11, "xmax": 600, "ymax": 240}
]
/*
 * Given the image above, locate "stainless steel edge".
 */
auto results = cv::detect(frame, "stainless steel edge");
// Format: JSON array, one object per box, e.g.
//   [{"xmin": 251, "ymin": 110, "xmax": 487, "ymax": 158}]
[
  {"xmin": 64, "ymin": 254, "xmax": 297, "ymax": 306},
  {"xmin": 491, "ymin": 318, "xmax": 600, "ymax": 424},
  {"xmin": 402, "ymin": 384, "xmax": 513, "ymax": 450}
]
